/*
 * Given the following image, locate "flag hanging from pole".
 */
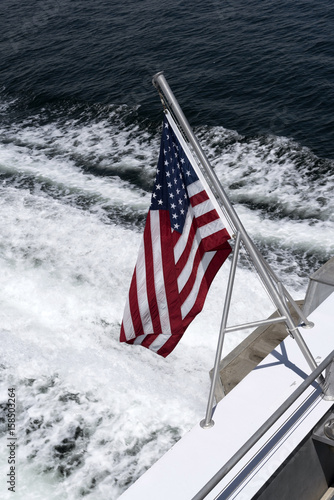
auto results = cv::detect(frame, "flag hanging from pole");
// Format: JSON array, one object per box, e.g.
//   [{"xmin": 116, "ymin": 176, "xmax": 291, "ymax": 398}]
[{"xmin": 120, "ymin": 112, "xmax": 232, "ymax": 357}]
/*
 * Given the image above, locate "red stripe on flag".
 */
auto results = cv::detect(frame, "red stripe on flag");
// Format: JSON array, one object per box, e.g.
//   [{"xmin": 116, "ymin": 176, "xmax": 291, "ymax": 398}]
[
  {"xmin": 182, "ymin": 242, "xmax": 232, "ymax": 329},
  {"xmin": 157, "ymin": 334, "xmax": 183, "ymax": 358},
  {"xmin": 174, "ymin": 219, "xmax": 197, "ymax": 276},
  {"xmin": 159, "ymin": 211, "xmax": 183, "ymax": 334},
  {"xmin": 195, "ymin": 209, "xmax": 221, "ymax": 228},
  {"xmin": 178, "ymin": 243, "xmax": 206, "ymax": 304},
  {"xmin": 141, "ymin": 334, "xmax": 160, "ymax": 349},
  {"xmin": 120, "ymin": 269, "xmax": 144, "ymax": 341},
  {"xmin": 189, "ymin": 190, "xmax": 209, "ymax": 207},
  {"xmin": 201, "ymin": 227, "xmax": 231, "ymax": 252}
]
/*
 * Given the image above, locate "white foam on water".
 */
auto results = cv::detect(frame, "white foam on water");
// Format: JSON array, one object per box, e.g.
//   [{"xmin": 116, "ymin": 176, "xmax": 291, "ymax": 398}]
[
  {"xmin": 0, "ymin": 106, "xmax": 333, "ymax": 499},
  {"xmin": 0, "ymin": 140, "xmax": 144, "ymax": 200},
  {"xmin": 1, "ymin": 104, "xmax": 158, "ymax": 176},
  {"xmin": 0, "ymin": 184, "xmax": 281, "ymax": 500},
  {"xmin": 236, "ymin": 204, "xmax": 334, "ymax": 259},
  {"xmin": 0, "ymin": 116, "xmax": 153, "ymax": 219},
  {"xmin": 204, "ymin": 128, "xmax": 334, "ymax": 222}
]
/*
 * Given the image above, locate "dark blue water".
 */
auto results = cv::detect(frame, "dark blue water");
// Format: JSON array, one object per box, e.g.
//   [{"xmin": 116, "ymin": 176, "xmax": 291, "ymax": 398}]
[{"xmin": 1, "ymin": 0, "xmax": 334, "ymax": 158}]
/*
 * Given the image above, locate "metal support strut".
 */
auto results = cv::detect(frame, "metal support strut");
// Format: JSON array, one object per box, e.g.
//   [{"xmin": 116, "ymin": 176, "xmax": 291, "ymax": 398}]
[
  {"xmin": 201, "ymin": 231, "xmax": 242, "ymax": 429},
  {"xmin": 152, "ymin": 72, "xmax": 323, "ymax": 427}
]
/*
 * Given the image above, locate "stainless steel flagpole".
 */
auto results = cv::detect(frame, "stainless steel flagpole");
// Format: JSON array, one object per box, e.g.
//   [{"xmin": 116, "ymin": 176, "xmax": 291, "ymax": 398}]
[{"xmin": 152, "ymin": 72, "xmax": 322, "ymax": 427}]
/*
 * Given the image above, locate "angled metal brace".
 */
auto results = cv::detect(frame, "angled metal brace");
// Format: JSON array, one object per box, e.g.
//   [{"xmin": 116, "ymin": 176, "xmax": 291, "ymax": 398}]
[{"xmin": 152, "ymin": 72, "xmax": 323, "ymax": 428}]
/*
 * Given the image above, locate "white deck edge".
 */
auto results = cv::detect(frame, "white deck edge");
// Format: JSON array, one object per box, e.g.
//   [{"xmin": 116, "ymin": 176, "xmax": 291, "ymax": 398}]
[{"xmin": 119, "ymin": 293, "xmax": 334, "ymax": 500}]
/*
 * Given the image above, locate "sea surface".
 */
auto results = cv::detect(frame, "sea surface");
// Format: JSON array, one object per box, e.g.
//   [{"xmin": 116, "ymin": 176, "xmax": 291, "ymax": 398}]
[{"xmin": 0, "ymin": 1, "xmax": 333, "ymax": 499}]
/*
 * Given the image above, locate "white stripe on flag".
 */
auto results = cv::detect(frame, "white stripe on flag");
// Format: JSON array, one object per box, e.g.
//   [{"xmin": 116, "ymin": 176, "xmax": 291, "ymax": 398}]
[
  {"xmin": 181, "ymin": 251, "xmax": 216, "ymax": 319},
  {"xmin": 149, "ymin": 333, "xmax": 172, "ymax": 352},
  {"xmin": 132, "ymin": 333, "xmax": 172, "ymax": 353},
  {"xmin": 187, "ymin": 179, "xmax": 204, "ymax": 198},
  {"xmin": 135, "ymin": 244, "xmax": 153, "ymax": 334},
  {"xmin": 198, "ymin": 218, "xmax": 225, "ymax": 239},
  {"xmin": 150, "ymin": 211, "xmax": 172, "ymax": 335},
  {"xmin": 177, "ymin": 228, "xmax": 201, "ymax": 292},
  {"xmin": 133, "ymin": 334, "xmax": 145, "ymax": 345},
  {"xmin": 192, "ymin": 199, "xmax": 216, "ymax": 218},
  {"xmin": 174, "ymin": 209, "xmax": 193, "ymax": 264},
  {"xmin": 122, "ymin": 295, "xmax": 135, "ymax": 340}
]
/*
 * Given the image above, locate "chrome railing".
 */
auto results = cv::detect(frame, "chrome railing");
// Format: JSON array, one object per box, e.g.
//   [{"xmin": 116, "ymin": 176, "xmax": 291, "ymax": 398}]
[
  {"xmin": 192, "ymin": 349, "xmax": 334, "ymax": 500},
  {"xmin": 152, "ymin": 72, "xmax": 321, "ymax": 429}
]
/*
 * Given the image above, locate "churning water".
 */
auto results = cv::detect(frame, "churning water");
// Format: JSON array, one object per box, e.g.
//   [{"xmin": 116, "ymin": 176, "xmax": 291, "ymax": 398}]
[{"xmin": 0, "ymin": 0, "xmax": 333, "ymax": 498}]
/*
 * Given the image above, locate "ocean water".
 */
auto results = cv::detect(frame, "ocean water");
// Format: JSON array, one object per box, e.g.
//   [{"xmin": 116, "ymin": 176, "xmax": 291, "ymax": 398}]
[{"xmin": 0, "ymin": 1, "xmax": 333, "ymax": 498}]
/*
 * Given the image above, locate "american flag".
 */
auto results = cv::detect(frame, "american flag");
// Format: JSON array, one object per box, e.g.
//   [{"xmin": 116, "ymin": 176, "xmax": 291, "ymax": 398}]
[{"xmin": 120, "ymin": 112, "xmax": 232, "ymax": 357}]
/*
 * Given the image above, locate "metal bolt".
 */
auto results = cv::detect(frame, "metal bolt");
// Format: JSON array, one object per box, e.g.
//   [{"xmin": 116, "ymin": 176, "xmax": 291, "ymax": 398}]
[{"xmin": 324, "ymin": 418, "xmax": 334, "ymax": 440}]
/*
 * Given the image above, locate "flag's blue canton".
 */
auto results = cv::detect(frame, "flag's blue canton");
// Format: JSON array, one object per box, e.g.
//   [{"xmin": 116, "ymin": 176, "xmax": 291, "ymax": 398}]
[{"xmin": 150, "ymin": 116, "xmax": 199, "ymax": 233}]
